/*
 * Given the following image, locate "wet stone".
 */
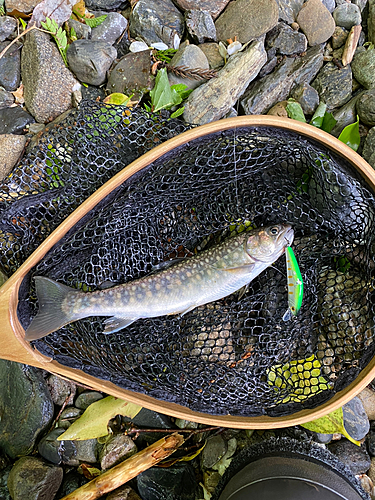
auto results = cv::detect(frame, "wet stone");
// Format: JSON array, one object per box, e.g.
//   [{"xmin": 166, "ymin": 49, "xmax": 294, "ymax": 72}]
[
  {"xmin": 198, "ymin": 42, "xmax": 224, "ymax": 69},
  {"xmin": 0, "ymin": 134, "xmax": 26, "ymax": 180},
  {"xmin": 129, "ymin": 408, "xmax": 175, "ymax": 429},
  {"xmin": 47, "ymin": 374, "xmax": 76, "ymax": 406},
  {"xmin": 266, "ymin": 22, "xmax": 307, "ymax": 55},
  {"xmin": 129, "ymin": 0, "xmax": 185, "ymax": 47},
  {"xmin": 38, "ymin": 428, "xmax": 78, "ymax": 465},
  {"xmin": 328, "ymin": 440, "xmax": 371, "ymax": 474},
  {"xmin": 201, "ymin": 435, "xmax": 227, "ymax": 469},
  {"xmin": 137, "ymin": 464, "xmax": 198, "ymax": 500},
  {"xmin": 0, "ymin": 87, "xmax": 14, "ymax": 108},
  {"xmin": 331, "ymin": 90, "xmax": 366, "ymax": 137},
  {"xmin": 91, "ymin": 12, "xmax": 128, "ymax": 45},
  {"xmin": 106, "ymin": 485, "xmax": 142, "ymax": 500},
  {"xmin": 0, "ymin": 41, "xmax": 20, "ymax": 91},
  {"xmin": 172, "ymin": 0, "xmax": 230, "ymax": 19},
  {"xmin": 356, "ymin": 89, "xmax": 375, "ymax": 127},
  {"xmin": 275, "ymin": 0, "xmax": 304, "ymax": 24},
  {"xmin": 99, "ymin": 434, "xmax": 137, "ymax": 470},
  {"xmin": 75, "ymin": 390, "xmax": 103, "ymax": 409},
  {"xmin": 332, "ymin": 26, "xmax": 349, "ymax": 49},
  {"xmin": 362, "ymin": 127, "xmax": 375, "ymax": 162},
  {"xmin": 352, "ymin": 47, "xmax": 375, "ymax": 89},
  {"xmin": 107, "ymin": 50, "xmax": 152, "ymax": 98},
  {"xmin": 85, "ymin": 0, "xmax": 128, "ymax": 9},
  {"xmin": 290, "ymin": 82, "xmax": 319, "ymax": 114},
  {"xmin": 0, "ymin": 17, "xmax": 17, "ymax": 42},
  {"xmin": 0, "ymin": 106, "xmax": 35, "ymax": 134},
  {"xmin": 56, "ymin": 470, "xmax": 88, "ymax": 498},
  {"xmin": 0, "ymin": 361, "xmax": 53, "ymax": 458},
  {"xmin": 215, "ymin": 0, "xmax": 279, "ymax": 43},
  {"xmin": 67, "ymin": 19, "xmax": 91, "ymax": 40},
  {"xmin": 342, "ymin": 397, "xmax": 370, "ymax": 441},
  {"xmin": 0, "ymin": 465, "xmax": 11, "ymax": 500},
  {"xmin": 7, "ymin": 457, "xmax": 63, "ymax": 500},
  {"xmin": 311, "ymin": 62, "xmax": 352, "ymax": 110},
  {"xmin": 169, "ymin": 44, "xmax": 210, "ymax": 90},
  {"xmin": 296, "ymin": 0, "xmax": 336, "ymax": 46},
  {"xmin": 333, "ymin": 3, "xmax": 362, "ymax": 30},
  {"xmin": 75, "ymin": 439, "xmax": 98, "ymax": 464},
  {"xmin": 185, "ymin": 10, "xmax": 216, "ymax": 44}
]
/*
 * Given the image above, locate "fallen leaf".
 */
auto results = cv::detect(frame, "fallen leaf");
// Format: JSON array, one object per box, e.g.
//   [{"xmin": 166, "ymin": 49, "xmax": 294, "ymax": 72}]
[
  {"xmin": 11, "ymin": 84, "xmax": 24, "ymax": 105},
  {"xmin": 30, "ymin": 0, "xmax": 81, "ymax": 27}
]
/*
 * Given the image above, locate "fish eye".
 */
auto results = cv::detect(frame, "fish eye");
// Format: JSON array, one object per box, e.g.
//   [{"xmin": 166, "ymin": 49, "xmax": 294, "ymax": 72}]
[{"xmin": 269, "ymin": 226, "xmax": 279, "ymax": 235}]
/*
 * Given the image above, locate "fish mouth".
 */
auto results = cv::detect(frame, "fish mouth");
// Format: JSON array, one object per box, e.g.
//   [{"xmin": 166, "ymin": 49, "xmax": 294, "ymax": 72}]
[{"xmin": 282, "ymin": 225, "xmax": 294, "ymax": 247}]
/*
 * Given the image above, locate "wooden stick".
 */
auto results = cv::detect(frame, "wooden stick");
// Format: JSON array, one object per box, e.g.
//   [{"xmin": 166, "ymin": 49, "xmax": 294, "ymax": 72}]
[
  {"xmin": 60, "ymin": 433, "xmax": 184, "ymax": 500},
  {"xmin": 342, "ymin": 24, "xmax": 362, "ymax": 67}
]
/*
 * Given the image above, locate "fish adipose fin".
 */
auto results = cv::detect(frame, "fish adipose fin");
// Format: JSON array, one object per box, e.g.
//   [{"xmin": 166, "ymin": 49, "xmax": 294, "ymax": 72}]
[
  {"xmin": 25, "ymin": 277, "xmax": 81, "ymax": 341},
  {"xmin": 103, "ymin": 316, "xmax": 137, "ymax": 334}
]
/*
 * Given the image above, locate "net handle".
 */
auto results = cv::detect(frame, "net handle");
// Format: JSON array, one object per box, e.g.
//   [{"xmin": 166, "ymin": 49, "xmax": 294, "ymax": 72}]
[{"xmin": 1, "ymin": 115, "xmax": 374, "ymax": 428}]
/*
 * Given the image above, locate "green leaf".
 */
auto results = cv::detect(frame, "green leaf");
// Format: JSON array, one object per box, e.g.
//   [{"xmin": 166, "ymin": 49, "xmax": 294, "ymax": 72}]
[
  {"xmin": 150, "ymin": 68, "xmax": 182, "ymax": 112},
  {"xmin": 155, "ymin": 48, "xmax": 177, "ymax": 63},
  {"xmin": 19, "ymin": 18, "xmax": 27, "ymax": 30},
  {"xmin": 70, "ymin": 25, "xmax": 77, "ymax": 41},
  {"xmin": 310, "ymin": 102, "xmax": 327, "ymax": 128},
  {"xmin": 338, "ymin": 117, "xmax": 360, "ymax": 151},
  {"xmin": 321, "ymin": 111, "xmax": 337, "ymax": 133},
  {"xmin": 170, "ymin": 106, "xmax": 185, "ymax": 119},
  {"xmin": 84, "ymin": 15, "xmax": 107, "ymax": 28},
  {"xmin": 103, "ymin": 93, "xmax": 132, "ymax": 106},
  {"xmin": 286, "ymin": 100, "xmax": 306, "ymax": 123},
  {"xmin": 301, "ymin": 407, "xmax": 361, "ymax": 446},
  {"xmin": 57, "ymin": 396, "xmax": 142, "ymax": 441},
  {"xmin": 41, "ymin": 17, "xmax": 68, "ymax": 66}
]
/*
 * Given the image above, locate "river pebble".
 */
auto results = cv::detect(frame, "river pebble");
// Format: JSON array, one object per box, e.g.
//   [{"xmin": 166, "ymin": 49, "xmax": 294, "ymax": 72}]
[
  {"xmin": 0, "ymin": 16, "xmax": 16, "ymax": 42},
  {"xmin": 99, "ymin": 434, "xmax": 137, "ymax": 470},
  {"xmin": 356, "ymin": 89, "xmax": 375, "ymax": 126},
  {"xmin": 137, "ymin": 464, "xmax": 199, "ymax": 500},
  {"xmin": 290, "ymin": 82, "xmax": 319, "ymax": 114},
  {"xmin": 185, "ymin": 10, "xmax": 217, "ymax": 44},
  {"xmin": 91, "ymin": 11, "xmax": 128, "ymax": 45},
  {"xmin": 266, "ymin": 22, "xmax": 307, "ymax": 55},
  {"xmin": 296, "ymin": 0, "xmax": 336, "ymax": 46},
  {"xmin": 311, "ymin": 61, "xmax": 352, "ymax": 109},
  {"xmin": 75, "ymin": 390, "xmax": 103, "ymax": 409},
  {"xmin": 0, "ymin": 41, "xmax": 20, "ymax": 91},
  {"xmin": 329, "ymin": 440, "xmax": 371, "ymax": 474},
  {"xmin": 352, "ymin": 47, "xmax": 375, "ymax": 89},
  {"xmin": 169, "ymin": 43, "xmax": 210, "ymax": 90},
  {"xmin": 333, "ymin": 3, "xmax": 362, "ymax": 30},
  {"xmin": 67, "ymin": 40, "xmax": 117, "ymax": 86},
  {"xmin": 107, "ymin": 49, "xmax": 152, "ymax": 98},
  {"xmin": 0, "ymin": 134, "xmax": 26, "ymax": 180}
]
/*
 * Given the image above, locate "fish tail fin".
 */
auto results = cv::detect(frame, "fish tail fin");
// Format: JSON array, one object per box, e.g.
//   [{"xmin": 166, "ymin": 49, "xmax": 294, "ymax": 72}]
[{"xmin": 25, "ymin": 277, "xmax": 81, "ymax": 341}]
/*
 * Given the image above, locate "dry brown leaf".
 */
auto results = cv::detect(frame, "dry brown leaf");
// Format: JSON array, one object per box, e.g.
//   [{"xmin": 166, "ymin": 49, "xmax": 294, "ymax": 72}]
[
  {"xmin": 30, "ymin": 0, "xmax": 81, "ymax": 27},
  {"xmin": 11, "ymin": 84, "xmax": 24, "ymax": 105}
]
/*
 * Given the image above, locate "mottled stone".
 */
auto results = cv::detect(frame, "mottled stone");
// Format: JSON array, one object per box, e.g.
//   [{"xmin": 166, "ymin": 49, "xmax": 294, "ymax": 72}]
[
  {"xmin": 172, "ymin": 0, "xmax": 230, "ymax": 19},
  {"xmin": 4, "ymin": 0, "xmax": 41, "ymax": 14},
  {"xmin": 67, "ymin": 18, "xmax": 91, "ymax": 40},
  {"xmin": 0, "ymin": 134, "xmax": 26, "ymax": 180},
  {"xmin": 184, "ymin": 40, "xmax": 267, "ymax": 125},
  {"xmin": 342, "ymin": 396, "xmax": 370, "ymax": 441},
  {"xmin": 106, "ymin": 50, "xmax": 152, "ymax": 98},
  {"xmin": 297, "ymin": 0, "xmax": 336, "ymax": 46},
  {"xmin": 67, "ymin": 40, "xmax": 117, "ymax": 87},
  {"xmin": 169, "ymin": 44, "xmax": 210, "ymax": 90},
  {"xmin": 275, "ymin": 0, "xmax": 304, "ymax": 23},
  {"xmin": 362, "ymin": 128, "xmax": 375, "ymax": 163},
  {"xmin": 215, "ymin": 0, "xmax": 279, "ymax": 43},
  {"xmin": 130, "ymin": 0, "xmax": 185, "ymax": 47},
  {"xmin": 352, "ymin": 47, "xmax": 375, "ymax": 89},
  {"xmin": 242, "ymin": 45, "xmax": 323, "ymax": 115},
  {"xmin": 100, "ymin": 434, "xmax": 137, "ymax": 470},
  {"xmin": 333, "ymin": 3, "xmax": 362, "ymax": 30},
  {"xmin": 369, "ymin": 0, "xmax": 375, "ymax": 45},
  {"xmin": 311, "ymin": 62, "xmax": 352, "ymax": 109},
  {"xmin": 332, "ymin": 26, "xmax": 349, "ymax": 49},
  {"xmin": 198, "ymin": 42, "xmax": 224, "ymax": 69},
  {"xmin": 356, "ymin": 89, "xmax": 375, "ymax": 126},
  {"xmin": 21, "ymin": 30, "xmax": 78, "ymax": 123},
  {"xmin": 0, "ymin": 16, "xmax": 17, "ymax": 42},
  {"xmin": 7, "ymin": 457, "xmax": 63, "ymax": 500},
  {"xmin": 75, "ymin": 390, "xmax": 103, "ymax": 409},
  {"xmin": 91, "ymin": 12, "xmax": 128, "ymax": 45},
  {"xmin": 0, "ymin": 41, "xmax": 20, "ymax": 91},
  {"xmin": 0, "ymin": 466, "xmax": 11, "ymax": 500},
  {"xmin": 47, "ymin": 374, "xmax": 76, "ymax": 406},
  {"xmin": 331, "ymin": 90, "xmax": 366, "ymax": 137},
  {"xmin": 0, "ymin": 88, "xmax": 14, "ymax": 108},
  {"xmin": 266, "ymin": 22, "xmax": 307, "ymax": 55},
  {"xmin": 85, "ymin": 0, "xmax": 128, "ymax": 9},
  {"xmin": 328, "ymin": 440, "xmax": 371, "ymax": 474},
  {"xmin": 106, "ymin": 486, "xmax": 142, "ymax": 500},
  {"xmin": 185, "ymin": 10, "xmax": 216, "ymax": 44},
  {"xmin": 38, "ymin": 428, "xmax": 77, "ymax": 465},
  {"xmin": 290, "ymin": 82, "xmax": 319, "ymax": 114}
]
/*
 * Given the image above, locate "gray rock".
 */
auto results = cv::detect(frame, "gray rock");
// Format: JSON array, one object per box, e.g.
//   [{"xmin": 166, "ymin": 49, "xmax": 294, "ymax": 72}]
[
  {"xmin": 75, "ymin": 439, "xmax": 98, "ymax": 464},
  {"xmin": 106, "ymin": 50, "xmax": 152, "ymax": 98},
  {"xmin": 99, "ymin": 434, "xmax": 137, "ymax": 470},
  {"xmin": 56, "ymin": 470, "xmax": 89, "ymax": 498},
  {"xmin": 352, "ymin": 47, "xmax": 375, "ymax": 89},
  {"xmin": 275, "ymin": 0, "xmax": 304, "ymax": 23},
  {"xmin": 322, "ymin": 0, "xmax": 336, "ymax": 13},
  {"xmin": 258, "ymin": 48, "xmax": 278, "ymax": 77},
  {"xmin": 67, "ymin": 19, "xmax": 92, "ymax": 40},
  {"xmin": 0, "ymin": 106, "xmax": 33, "ymax": 134},
  {"xmin": 328, "ymin": 440, "xmax": 371, "ymax": 474},
  {"xmin": 172, "ymin": 0, "xmax": 230, "ymax": 19},
  {"xmin": 224, "ymin": 107, "xmax": 238, "ymax": 118},
  {"xmin": 356, "ymin": 89, "xmax": 375, "ymax": 126},
  {"xmin": 198, "ymin": 42, "xmax": 224, "ymax": 69},
  {"xmin": 47, "ymin": 374, "xmax": 76, "ymax": 406},
  {"xmin": 311, "ymin": 62, "xmax": 352, "ymax": 110},
  {"xmin": 106, "ymin": 486, "xmax": 142, "ymax": 500},
  {"xmin": 333, "ymin": 3, "xmax": 362, "ymax": 29},
  {"xmin": 184, "ymin": 40, "xmax": 266, "ymax": 125},
  {"xmin": 0, "ymin": 41, "xmax": 20, "ymax": 91},
  {"xmin": 0, "ymin": 134, "xmax": 26, "ymax": 180},
  {"xmin": 85, "ymin": 0, "xmax": 128, "ymax": 9},
  {"xmin": 362, "ymin": 127, "xmax": 375, "ymax": 162},
  {"xmin": 7, "ymin": 457, "xmax": 63, "ymax": 500},
  {"xmin": 0, "ymin": 361, "xmax": 53, "ymax": 458},
  {"xmin": 137, "ymin": 464, "xmax": 198, "ymax": 500},
  {"xmin": 331, "ymin": 90, "xmax": 366, "ymax": 136},
  {"xmin": 368, "ymin": 151, "xmax": 375, "ymax": 169},
  {"xmin": 332, "ymin": 26, "xmax": 348, "ymax": 49},
  {"xmin": 91, "ymin": 12, "xmax": 128, "ymax": 45},
  {"xmin": 0, "ymin": 17, "xmax": 17, "ymax": 42},
  {"xmin": 313, "ymin": 433, "xmax": 333, "ymax": 444},
  {"xmin": 75, "ymin": 390, "xmax": 103, "ymax": 409},
  {"xmin": 290, "ymin": 82, "xmax": 319, "ymax": 114},
  {"xmin": 215, "ymin": 0, "xmax": 279, "ymax": 43},
  {"xmin": 242, "ymin": 45, "xmax": 323, "ymax": 115},
  {"xmin": 130, "ymin": 0, "xmax": 185, "ymax": 47},
  {"xmin": 201, "ymin": 435, "xmax": 227, "ymax": 469},
  {"xmin": 0, "ymin": 466, "xmax": 11, "ymax": 500},
  {"xmin": 342, "ymin": 396, "xmax": 370, "ymax": 441},
  {"xmin": 129, "ymin": 408, "xmax": 175, "ymax": 429},
  {"xmin": 4, "ymin": 0, "xmax": 40, "ymax": 13},
  {"xmin": 38, "ymin": 428, "xmax": 78, "ymax": 465},
  {"xmin": 169, "ymin": 44, "xmax": 210, "ymax": 90},
  {"xmin": 296, "ymin": 0, "xmax": 336, "ymax": 46},
  {"xmin": 0, "ymin": 88, "xmax": 14, "ymax": 108},
  {"xmin": 21, "ymin": 30, "xmax": 78, "ymax": 123},
  {"xmin": 266, "ymin": 22, "xmax": 307, "ymax": 55},
  {"xmin": 369, "ymin": 0, "xmax": 375, "ymax": 46},
  {"xmin": 185, "ymin": 10, "xmax": 216, "ymax": 44},
  {"xmin": 67, "ymin": 40, "xmax": 117, "ymax": 87}
]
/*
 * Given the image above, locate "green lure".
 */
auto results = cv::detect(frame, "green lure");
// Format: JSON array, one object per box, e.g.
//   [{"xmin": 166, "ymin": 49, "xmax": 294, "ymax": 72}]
[{"xmin": 283, "ymin": 246, "xmax": 303, "ymax": 321}]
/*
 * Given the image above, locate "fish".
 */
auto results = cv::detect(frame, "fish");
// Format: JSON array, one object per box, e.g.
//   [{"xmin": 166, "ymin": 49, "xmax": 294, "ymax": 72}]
[
  {"xmin": 24, "ymin": 223, "xmax": 294, "ymax": 341},
  {"xmin": 282, "ymin": 246, "xmax": 304, "ymax": 321}
]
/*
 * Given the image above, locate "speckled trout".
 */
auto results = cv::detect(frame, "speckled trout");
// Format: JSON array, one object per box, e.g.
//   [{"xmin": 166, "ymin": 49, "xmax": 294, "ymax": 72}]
[{"xmin": 25, "ymin": 224, "xmax": 293, "ymax": 340}]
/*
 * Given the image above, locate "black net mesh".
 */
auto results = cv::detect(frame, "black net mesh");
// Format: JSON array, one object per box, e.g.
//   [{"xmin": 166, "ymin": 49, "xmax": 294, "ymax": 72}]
[{"xmin": 5, "ymin": 101, "xmax": 375, "ymax": 417}]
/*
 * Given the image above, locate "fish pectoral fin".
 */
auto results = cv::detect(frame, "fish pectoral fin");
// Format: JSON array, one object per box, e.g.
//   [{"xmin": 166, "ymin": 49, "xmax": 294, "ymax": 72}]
[{"xmin": 102, "ymin": 316, "xmax": 137, "ymax": 334}]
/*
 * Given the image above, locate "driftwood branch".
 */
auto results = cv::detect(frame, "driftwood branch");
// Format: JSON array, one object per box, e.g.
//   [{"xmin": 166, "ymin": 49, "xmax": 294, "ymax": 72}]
[
  {"xmin": 60, "ymin": 432, "xmax": 184, "ymax": 500},
  {"xmin": 342, "ymin": 24, "xmax": 362, "ymax": 66}
]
